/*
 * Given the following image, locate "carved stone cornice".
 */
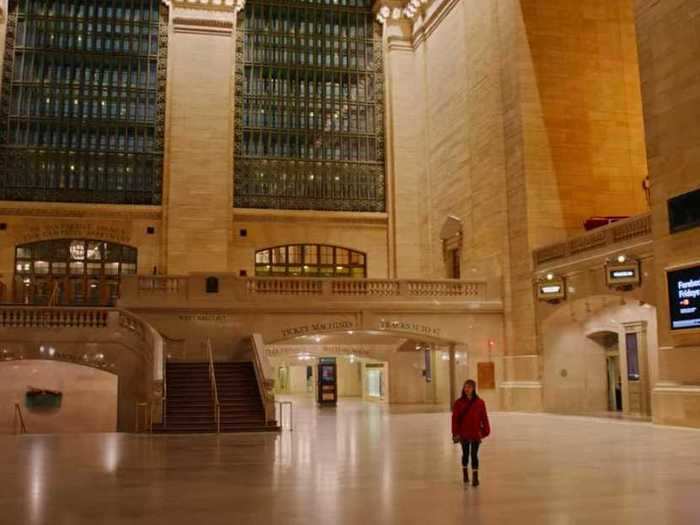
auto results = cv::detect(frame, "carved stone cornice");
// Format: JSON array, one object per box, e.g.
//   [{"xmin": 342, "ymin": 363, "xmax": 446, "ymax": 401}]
[
  {"xmin": 0, "ymin": 203, "xmax": 163, "ymax": 221},
  {"xmin": 170, "ymin": 3, "xmax": 241, "ymax": 34},
  {"xmin": 172, "ymin": 17, "xmax": 234, "ymax": 29},
  {"xmin": 163, "ymin": 0, "xmax": 245, "ymax": 14}
]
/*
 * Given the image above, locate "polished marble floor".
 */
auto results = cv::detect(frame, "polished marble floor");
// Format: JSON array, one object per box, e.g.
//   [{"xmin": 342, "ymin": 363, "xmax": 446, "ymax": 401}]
[{"xmin": 2, "ymin": 397, "xmax": 700, "ymax": 525}]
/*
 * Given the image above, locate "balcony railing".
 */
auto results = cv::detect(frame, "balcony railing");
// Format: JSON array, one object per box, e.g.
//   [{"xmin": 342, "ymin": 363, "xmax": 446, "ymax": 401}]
[
  {"xmin": 126, "ymin": 275, "xmax": 489, "ymax": 304},
  {"xmin": 533, "ymin": 213, "xmax": 652, "ymax": 267}
]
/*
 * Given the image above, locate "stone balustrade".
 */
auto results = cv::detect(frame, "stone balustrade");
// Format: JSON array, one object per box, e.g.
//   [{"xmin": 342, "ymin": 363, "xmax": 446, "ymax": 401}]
[
  {"xmin": 533, "ymin": 213, "xmax": 652, "ymax": 267},
  {"xmin": 124, "ymin": 275, "xmax": 488, "ymax": 304},
  {"xmin": 0, "ymin": 307, "xmax": 109, "ymax": 328}
]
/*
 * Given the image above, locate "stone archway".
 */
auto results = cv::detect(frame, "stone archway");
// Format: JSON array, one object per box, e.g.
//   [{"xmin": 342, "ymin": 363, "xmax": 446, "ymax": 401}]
[{"xmin": 541, "ymin": 295, "xmax": 657, "ymax": 416}]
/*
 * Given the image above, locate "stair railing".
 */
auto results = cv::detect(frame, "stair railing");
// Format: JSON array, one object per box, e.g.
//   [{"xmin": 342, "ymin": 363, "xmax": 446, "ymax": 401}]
[
  {"xmin": 14, "ymin": 403, "xmax": 27, "ymax": 434},
  {"xmin": 161, "ymin": 348, "xmax": 167, "ymax": 429},
  {"xmin": 206, "ymin": 338, "xmax": 221, "ymax": 433},
  {"xmin": 249, "ymin": 334, "xmax": 276, "ymax": 426}
]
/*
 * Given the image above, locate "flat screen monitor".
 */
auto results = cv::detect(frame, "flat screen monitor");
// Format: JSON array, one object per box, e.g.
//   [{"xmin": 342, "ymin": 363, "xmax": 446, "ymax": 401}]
[{"xmin": 667, "ymin": 265, "xmax": 700, "ymax": 330}]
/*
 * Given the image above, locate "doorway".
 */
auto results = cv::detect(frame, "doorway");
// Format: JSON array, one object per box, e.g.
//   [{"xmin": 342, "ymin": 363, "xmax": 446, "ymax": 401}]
[{"xmin": 606, "ymin": 353, "xmax": 622, "ymax": 412}]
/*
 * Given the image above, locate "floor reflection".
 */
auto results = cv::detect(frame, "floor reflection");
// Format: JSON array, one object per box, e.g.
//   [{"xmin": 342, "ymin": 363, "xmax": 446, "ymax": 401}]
[{"xmin": 2, "ymin": 399, "xmax": 700, "ymax": 525}]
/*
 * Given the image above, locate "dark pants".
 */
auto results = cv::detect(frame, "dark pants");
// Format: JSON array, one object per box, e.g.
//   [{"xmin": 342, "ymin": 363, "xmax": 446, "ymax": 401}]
[{"xmin": 460, "ymin": 440, "xmax": 481, "ymax": 470}]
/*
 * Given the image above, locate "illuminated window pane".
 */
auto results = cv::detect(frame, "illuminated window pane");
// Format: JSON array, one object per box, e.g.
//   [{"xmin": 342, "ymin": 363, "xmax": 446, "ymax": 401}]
[
  {"xmin": 34, "ymin": 261, "xmax": 50, "ymax": 274},
  {"xmin": 255, "ymin": 244, "xmax": 365, "ymax": 278},
  {"xmin": 14, "ymin": 239, "xmax": 138, "ymax": 305}
]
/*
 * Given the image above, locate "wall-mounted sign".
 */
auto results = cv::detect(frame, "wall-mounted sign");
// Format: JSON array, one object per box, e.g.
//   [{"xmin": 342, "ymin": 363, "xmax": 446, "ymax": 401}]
[
  {"xmin": 378, "ymin": 320, "xmax": 441, "ymax": 338},
  {"xmin": 537, "ymin": 276, "xmax": 566, "ymax": 301},
  {"xmin": 21, "ymin": 223, "xmax": 131, "ymax": 244},
  {"xmin": 606, "ymin": 260, "xmax": 641, "ymax": 288},
  {"xmin": 667, "ymin": 264, "xmax": 700, "ymax": 330},
  {"xmin": 26, "ymin": 387, "xmax": 62, "ymax": 409},
  {"xmin": 280, "ymin": 320, "xmax": 354, "ymax": 339},
  {"xmin": 477, "ymin": 362, "xmax": 496, "ymax": 390}
]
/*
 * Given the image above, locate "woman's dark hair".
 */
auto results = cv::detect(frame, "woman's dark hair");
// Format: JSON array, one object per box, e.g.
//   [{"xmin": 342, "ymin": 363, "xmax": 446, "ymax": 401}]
[{"xmin": 460, "ymin": 379, "xmax": 479, "ymax": 400}]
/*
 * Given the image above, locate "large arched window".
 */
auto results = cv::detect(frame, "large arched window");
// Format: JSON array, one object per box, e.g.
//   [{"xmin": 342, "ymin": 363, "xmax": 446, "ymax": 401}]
[
  {"xmin": 255, "ymin": 244, "xmax": 366, "ymax": 278},
  {"xmin": 14, "ymin": 239, "xmax": 137, "ymax": 305}
]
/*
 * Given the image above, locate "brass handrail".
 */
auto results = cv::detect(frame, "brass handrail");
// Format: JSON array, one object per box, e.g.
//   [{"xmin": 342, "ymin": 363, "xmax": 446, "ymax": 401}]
[
  {"xmin": 14, "ymin": 403, "xmax": 27, "ymax": 434},
  {"xmin": 206, "ymin": 339, "xmax": 221, "ymax": 434}
]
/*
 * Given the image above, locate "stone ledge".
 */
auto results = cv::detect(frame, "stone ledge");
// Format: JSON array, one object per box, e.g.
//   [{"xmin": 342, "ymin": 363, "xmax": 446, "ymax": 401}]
[
  {"xmin": 0, "ymin": 202, "xmax": 162, "ymax": 220},
  {"xmin": 653, "ymin": 384, "xmax": 700, "ymax": 429}
]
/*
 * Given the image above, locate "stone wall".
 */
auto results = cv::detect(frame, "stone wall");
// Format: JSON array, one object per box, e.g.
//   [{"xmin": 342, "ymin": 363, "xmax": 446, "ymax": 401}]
[
  {"xmin": 0, "ymin": 360, "xmax": 117, "ymax": 434},
  {"xmin": 635, "ymin": 0, "xmax": 700, "ymax": 428}
]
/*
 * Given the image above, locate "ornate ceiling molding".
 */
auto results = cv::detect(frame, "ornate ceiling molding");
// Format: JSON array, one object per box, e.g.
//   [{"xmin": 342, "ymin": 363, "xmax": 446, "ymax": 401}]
[{"xmin": 374, "ymin": 0, "xmax": 429, "ymax": 25}]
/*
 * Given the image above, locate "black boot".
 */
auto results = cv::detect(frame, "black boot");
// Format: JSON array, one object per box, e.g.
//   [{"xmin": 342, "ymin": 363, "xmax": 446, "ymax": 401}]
[
  {"xmin": 472, "ymin": 470, "xmax": 480, "ymax": 487},
  {"xmin": 462, "ymin": 468, "xmax": 469, "ymax": 483}
]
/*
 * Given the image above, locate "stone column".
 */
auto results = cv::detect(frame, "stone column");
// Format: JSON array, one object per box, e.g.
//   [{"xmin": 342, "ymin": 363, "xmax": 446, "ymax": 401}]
[{"xmin": 162, "ymin": 1, "xmax": 238, "ymax": 274}]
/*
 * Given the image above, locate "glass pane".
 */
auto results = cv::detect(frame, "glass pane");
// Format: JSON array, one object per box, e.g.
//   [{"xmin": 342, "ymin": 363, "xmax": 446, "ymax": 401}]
[
  {"xmin": 34, "ymin": 261, "xmax": 50, "ymax": 274},
  {"xmin": 121, "ymin": 263, "xmax": 137, "ymax": 275},
  {"xmin": 272, "ymin": 247, "xmax": 286, "ymax": 264},
  {"xmin": 69, "ymin": 241, "xmax": 86, "ymax": 260},
  {"xmin": 104, "ymin": 262, "xmax": 120, "ymax": 276},
  {"xmin": 52, "ymin": 262, "xmax": 67, "ymax": 275},
  {"xmin": 304, "ymin": 245, "xmax": 318, "ymax": 264},
  {"xmin": 87, "ymin": 263, "xmax": 102, "ymax": 275},
  {"xmin": 16, "ymin": 247, "xmax": 32, "ymax": 258},
  {"xmin": 86, "ymin": 242, "xmax": 102, "ymax": 260},
  {"xmin": 336, "ymin": 248, "xmax": 349, "ymax": 264},
  {"xmin": 256, "ymin": 250, "xmax": 270, "ymax": 264},
  {"xmin": 320, "ymin": 246, "xmax": 333, "ymax": 264},
  {"xmin": 288, "ymin": 245, "xmax": 302, "ymax": 264},
  {"xmin": 625, "ymin": 333, "xmax": 640, "ymax": 381},
  {"xmin": 70, "ymin": 262, "xmax": 84, "ymax": 274}
]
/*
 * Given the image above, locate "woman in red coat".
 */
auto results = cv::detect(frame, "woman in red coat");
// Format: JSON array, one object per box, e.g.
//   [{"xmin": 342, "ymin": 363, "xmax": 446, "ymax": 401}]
[{"xmin": 451, "ymin": 379, "xmax": 491, "ymax": 486}]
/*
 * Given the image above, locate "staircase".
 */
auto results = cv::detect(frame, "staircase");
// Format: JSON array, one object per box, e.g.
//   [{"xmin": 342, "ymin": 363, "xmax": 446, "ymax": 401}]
[
  {"xmin": 158, "ymin": 361, "xmax": 277, "ymax": 433},
  {"xmin": 216, "ymin": 362, "xmax": 273, "ymax": 432},
  {"xmin": 162, "ymin": 362, "xmax": 216, "ymax": 433}
]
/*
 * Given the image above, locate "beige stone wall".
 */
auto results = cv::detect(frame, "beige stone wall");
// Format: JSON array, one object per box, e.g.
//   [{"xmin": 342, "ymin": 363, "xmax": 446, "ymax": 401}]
[
  {"xmin": 231, "ymin": 210, "xmax": 390, "ymax": 278},
  {"xmin": 517, "ymin": 0, "xmax": 648, "ymax": 247},
  {"xmin": 0, "ymin": 360, "xmax": 117, "ymax": 434},
  {"xmin": 635, "ymin": 0, "xmax": 700, "ymax": 427}
]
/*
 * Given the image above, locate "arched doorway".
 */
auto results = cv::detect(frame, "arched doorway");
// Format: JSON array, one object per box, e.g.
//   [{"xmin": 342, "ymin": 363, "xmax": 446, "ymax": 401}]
[{"xmin": 13, "ymin": 239, "xmax": 137, "ymax": 306}]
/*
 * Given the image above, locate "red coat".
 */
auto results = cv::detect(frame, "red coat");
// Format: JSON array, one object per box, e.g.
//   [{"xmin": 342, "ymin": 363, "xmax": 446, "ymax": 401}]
[{"xmin": 451, "ymin": 396, "xmax": 491, "ymax": 441}]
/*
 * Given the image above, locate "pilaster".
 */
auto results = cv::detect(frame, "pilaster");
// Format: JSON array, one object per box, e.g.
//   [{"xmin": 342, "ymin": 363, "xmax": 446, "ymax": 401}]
[{"xmin": 162, "ymin": 1, "xmax": 238, "ymax": 273}]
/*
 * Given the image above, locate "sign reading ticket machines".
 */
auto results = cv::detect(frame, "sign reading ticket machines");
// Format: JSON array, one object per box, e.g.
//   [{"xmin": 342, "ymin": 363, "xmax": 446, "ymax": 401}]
[{"xmin": 667, "ymin": 264, "xmax": 700, "ymax": 330}]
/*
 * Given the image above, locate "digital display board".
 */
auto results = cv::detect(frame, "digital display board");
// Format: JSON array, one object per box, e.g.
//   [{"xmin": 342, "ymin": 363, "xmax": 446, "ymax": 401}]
[
  {"xmin": 537, "ymin": 276, "xmax": 566, "ymax": 301},
  {"xmin": 667, "ymin": 265, "xmax": 700, "ymax": 330},
  {"xmin": 606, "ymin": 261, "xmax": 641, "ymax": 287}
]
